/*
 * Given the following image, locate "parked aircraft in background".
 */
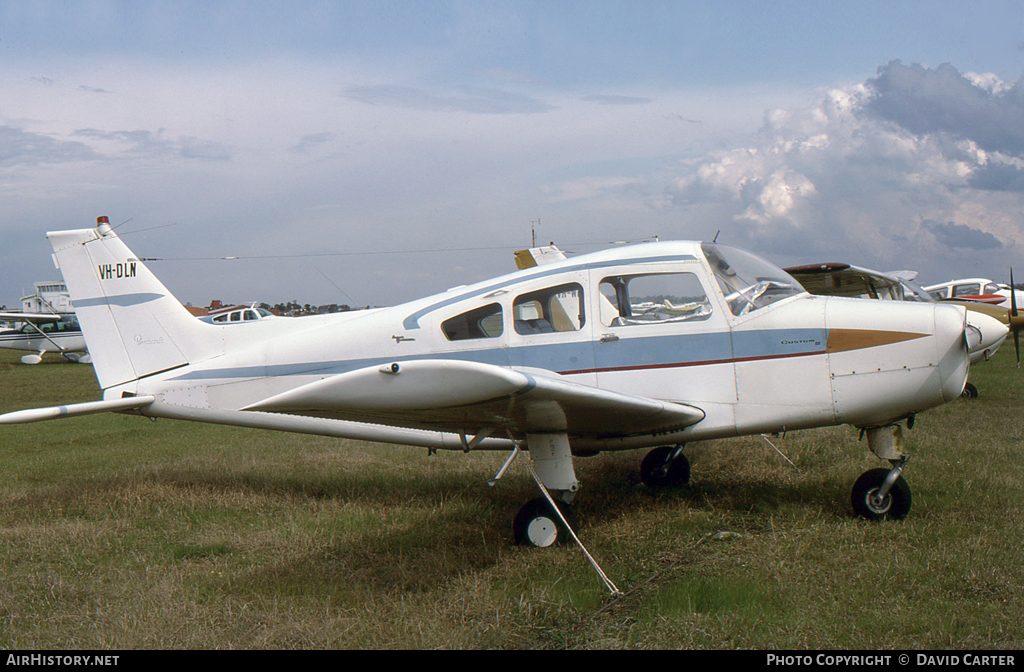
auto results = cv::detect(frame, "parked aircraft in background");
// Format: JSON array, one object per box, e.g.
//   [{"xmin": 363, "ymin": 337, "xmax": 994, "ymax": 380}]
[
  {"xmin": 197, "ymin": 303, "xmax": 278, "ymax": 325},
  {"xmin": 924, "ymin": 278, "xmax": 1024, "ymax": 309},
  {"xmin": 0, "ymin": 312, "xmax": 89, "ymax": 364},
  {"xmin": 1, "ymin": 217, "xmax": 974, "ymax": 559},
  {"xmin": 782, "ymin": 262, "xmax": 922, "ymax": 301}
]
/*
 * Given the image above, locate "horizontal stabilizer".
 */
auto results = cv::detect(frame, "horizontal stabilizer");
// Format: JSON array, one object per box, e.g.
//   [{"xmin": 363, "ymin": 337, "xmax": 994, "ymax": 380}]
[
  {"xmin": 245, "ymin": 359, "xmax": 704, "ymax": 438},
  {"xmin": 0, "ymin": 395, "xmax": 156, "ymax": 425}
]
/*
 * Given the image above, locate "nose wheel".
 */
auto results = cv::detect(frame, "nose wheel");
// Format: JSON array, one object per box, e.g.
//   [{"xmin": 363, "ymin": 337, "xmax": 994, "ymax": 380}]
[{"xmin": 851, "ymin": 459, "xmax": 912, "ymax": 521}]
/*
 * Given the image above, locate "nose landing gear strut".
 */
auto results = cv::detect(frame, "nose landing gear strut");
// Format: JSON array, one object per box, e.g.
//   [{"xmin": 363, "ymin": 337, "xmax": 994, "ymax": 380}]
[{"xmin": 852, "ymin": 425, "xmax": 913, "ymax": 521}]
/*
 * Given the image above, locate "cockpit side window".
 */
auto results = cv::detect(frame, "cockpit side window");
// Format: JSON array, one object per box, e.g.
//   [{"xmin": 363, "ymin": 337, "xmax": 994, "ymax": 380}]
[
  {"xmin": 599, "ymin": 273, "xmax": 712, "ymax": 327},
  {"xmin": 442, "ymin": 303, "xmax": 503, "ymax": 341},
  {"xmin": 513, "ymin": 283, "xmax": 585, "ymax": 335}
]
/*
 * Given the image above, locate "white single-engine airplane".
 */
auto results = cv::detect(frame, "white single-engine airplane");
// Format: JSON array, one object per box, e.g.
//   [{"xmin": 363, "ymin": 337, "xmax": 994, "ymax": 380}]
[
  {"xmin": 1, "ymin": 217, "xmax": 975, "ymax": 550},
  {"xmin": 0, "ymin": 312, "xmax": 89, "ymax": 364}
]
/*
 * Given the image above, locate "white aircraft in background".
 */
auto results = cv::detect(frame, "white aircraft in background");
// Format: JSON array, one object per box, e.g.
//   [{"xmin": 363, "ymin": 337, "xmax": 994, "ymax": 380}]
[
  {"xmin": 924, "ymin": 277, "xmax": 1024, "ymax": 309},
  {"xmin": 785, "ymin": 262, "xmax": 1021, "ymax": 398},
  {"xmin": 0, "ymin": 312, "xmax": 90, "ymax": 364},
  {"xmin": 2, "ymin": 217, "xmax": 974, "ymax": 558},
  {"xmin": 197, "ymin": 303, "xmax": 278, "ymax": 324}
]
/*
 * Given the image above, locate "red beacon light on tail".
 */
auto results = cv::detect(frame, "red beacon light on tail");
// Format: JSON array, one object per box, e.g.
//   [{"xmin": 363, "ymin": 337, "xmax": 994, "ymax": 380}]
[{"xmin": 95, "ymin": 215, "xmax": 113, "ymax": 236}]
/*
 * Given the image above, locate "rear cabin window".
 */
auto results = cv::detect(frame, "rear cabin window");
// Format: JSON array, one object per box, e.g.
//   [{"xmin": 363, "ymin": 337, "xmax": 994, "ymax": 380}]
[
  {"xmin": 442, "ymin": 303, "xmax": 504, "ymax": 341},
  {"xmin": 599, "ymin": 273, "xmax": 712, "ymax": 327},
  {"xmin": 513, "ymin": 283, "xmax": 585, "ymax": 334}
]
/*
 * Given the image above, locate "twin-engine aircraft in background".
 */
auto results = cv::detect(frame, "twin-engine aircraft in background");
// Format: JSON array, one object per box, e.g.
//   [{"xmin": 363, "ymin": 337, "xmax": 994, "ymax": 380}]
[
  {"xmin": 1, "ymin": 217, "xmax": 975, "ymax": 550},
  {"xmin": 924, "ymin": 277, "xmax": 1024, "ymax": 309},
  {"xmin": 0, "ymin": 312, "xmax": 89, "ymax": 365}
]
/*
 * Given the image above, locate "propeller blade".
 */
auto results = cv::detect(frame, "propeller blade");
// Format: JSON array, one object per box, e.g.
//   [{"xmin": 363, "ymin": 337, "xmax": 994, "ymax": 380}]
[
  {"xmin": 1012, "ymin": 268, "xmax": 1018, "ymax": 318},
  {"xmin": 1012, "ymin": 269, "xmax": 1020, "ymax": 367}
]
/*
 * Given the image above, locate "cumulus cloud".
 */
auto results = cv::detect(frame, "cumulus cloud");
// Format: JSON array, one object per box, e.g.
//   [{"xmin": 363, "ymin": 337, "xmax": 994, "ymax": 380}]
[
  {"xmin": 866, "ymin": 61, "xmax": 1024, "ymax": 155},
  {"xmin": 665, "ymin": 61, "xmax": 1024, "ymax": 279}
]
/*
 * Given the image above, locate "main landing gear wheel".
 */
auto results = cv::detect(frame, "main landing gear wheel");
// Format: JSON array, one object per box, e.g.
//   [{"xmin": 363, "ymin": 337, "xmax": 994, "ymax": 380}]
[
  {"xmin": 961, "ymin": 382, "xmax": 979, "ymax": 399},
  {"xmin": 513, "ymin": 497, "xmax": 577, "ymax": 548},
  {"xmin": 640, "ymin": 445, "xmax": 690, "ymax": 488},
  {"xmin": 851, "ymin": 468, "xmax": 912, "ymax": 521}
]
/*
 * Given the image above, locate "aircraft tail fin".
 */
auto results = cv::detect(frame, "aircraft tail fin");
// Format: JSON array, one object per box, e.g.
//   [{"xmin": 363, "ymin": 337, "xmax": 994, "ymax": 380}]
[
  {"xmin": 48, "ymin": 217, "xmax": 215, "ymax": 391},
  {"xmin": 513, "ymin": 245, "xmax": 567, "ymax": 269}
]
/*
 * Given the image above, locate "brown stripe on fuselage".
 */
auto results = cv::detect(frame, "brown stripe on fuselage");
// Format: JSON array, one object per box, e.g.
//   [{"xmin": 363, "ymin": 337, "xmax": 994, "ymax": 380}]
[{"xmin": 826, "ymin": 329, "xmax": 928, "ymax": 353}]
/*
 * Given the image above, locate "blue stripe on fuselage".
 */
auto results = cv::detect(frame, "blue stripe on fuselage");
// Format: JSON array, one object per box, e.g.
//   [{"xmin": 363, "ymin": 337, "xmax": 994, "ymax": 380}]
[{"xmin": 165, "ymin": 327, "xmax": 827, "ymax": 383}]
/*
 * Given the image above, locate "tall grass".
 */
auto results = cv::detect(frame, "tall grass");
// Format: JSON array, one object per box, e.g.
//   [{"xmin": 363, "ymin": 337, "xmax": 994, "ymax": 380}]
[{"xmin": 1, "ymin": 348, "xmax": 1022, "ymax": 648}]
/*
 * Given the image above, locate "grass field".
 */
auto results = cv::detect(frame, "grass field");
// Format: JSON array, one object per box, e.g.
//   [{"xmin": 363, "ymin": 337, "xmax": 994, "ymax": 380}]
[{"xmin": 1, "ymin": 347, "xmax": 1022, "ymax": 649}]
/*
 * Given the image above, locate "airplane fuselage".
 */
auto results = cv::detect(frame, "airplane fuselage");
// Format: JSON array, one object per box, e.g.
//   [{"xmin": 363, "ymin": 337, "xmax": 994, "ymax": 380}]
[{"xmin": 97, "ymin": 241, "xmax": 968, "ymax": 452}]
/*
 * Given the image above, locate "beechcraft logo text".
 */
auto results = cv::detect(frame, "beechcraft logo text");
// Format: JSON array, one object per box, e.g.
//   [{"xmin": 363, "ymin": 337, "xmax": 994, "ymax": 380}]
[{"xmin": 97, "ymin": 262, "xmax": 136, "ymax": 280}]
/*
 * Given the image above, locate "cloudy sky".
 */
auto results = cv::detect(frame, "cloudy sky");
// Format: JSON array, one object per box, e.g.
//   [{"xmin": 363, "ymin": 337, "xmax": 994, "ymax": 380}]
[{"xmin": 2, "ymin": 1, "xmax": 1024, "ymax": 308}]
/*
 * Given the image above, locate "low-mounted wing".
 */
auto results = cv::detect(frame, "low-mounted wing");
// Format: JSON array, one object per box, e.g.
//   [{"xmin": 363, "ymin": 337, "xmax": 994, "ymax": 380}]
[{"xmin": 244, "ymin": 359, "xmax": 705, "ymax": 439}]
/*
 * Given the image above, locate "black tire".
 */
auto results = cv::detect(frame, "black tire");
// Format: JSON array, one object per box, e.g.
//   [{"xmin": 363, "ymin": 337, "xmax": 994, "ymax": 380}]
[
  {"xmin": 851, "ymin": 468, "xmax": 912, "ymax": 521},
  {"xmin": 640, "ymin": 445, "xmax": 690, "ymax": 488},
  {"xmin": 961, "ymin": 382, "xmax": 979, "ymax": 399},
  {"xmin": 513, "ymin": 497, "xmax": 576, "ymax": 547}
]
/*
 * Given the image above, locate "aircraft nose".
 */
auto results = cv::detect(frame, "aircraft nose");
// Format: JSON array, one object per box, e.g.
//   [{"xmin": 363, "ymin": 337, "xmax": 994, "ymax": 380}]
[{"xmin": 935, "ymin": 303, "xmax": 971, "ymax": 402}]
